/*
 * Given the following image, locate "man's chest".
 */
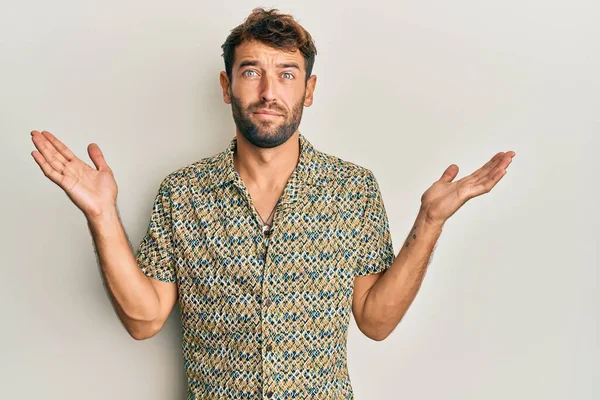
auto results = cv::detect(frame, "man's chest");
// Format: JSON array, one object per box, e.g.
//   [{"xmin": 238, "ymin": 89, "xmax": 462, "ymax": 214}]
[{"xmin": 170, "ymin": 183, "xmax": 363, "ymax": 331}]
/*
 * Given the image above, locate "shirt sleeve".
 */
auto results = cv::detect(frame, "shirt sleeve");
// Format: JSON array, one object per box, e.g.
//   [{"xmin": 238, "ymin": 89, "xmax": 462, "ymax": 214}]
[
  {"xmin": 135, "ymin": 176, "xmax": 177, "ymax": 283},
  {"xmin": 354, "ymin": 170, "xmax": 396, "ymax": 276}
]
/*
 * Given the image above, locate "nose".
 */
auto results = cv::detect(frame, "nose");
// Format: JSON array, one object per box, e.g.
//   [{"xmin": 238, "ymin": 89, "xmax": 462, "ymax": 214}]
[{"xmin": 259, "ymin": 74, "xmax": 277, "ymax": 103}]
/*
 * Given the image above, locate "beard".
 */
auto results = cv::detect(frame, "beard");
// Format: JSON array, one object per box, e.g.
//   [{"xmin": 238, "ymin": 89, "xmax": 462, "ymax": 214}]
[{"xmin": 230, "ymin": 90, "xmax": 305, "ymax": 149}]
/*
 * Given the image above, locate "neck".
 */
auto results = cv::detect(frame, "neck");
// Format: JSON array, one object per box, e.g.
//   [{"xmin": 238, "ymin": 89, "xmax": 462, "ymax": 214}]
[{"xmin": 233, "ymin": 131, "xmax": 300, "ymax": 191}]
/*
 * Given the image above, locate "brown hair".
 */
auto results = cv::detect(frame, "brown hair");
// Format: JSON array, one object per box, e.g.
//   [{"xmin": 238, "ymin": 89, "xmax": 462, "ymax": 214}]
[{"xmin": 221, "ymin": 7, "xmax": 317, "ymax": 83}]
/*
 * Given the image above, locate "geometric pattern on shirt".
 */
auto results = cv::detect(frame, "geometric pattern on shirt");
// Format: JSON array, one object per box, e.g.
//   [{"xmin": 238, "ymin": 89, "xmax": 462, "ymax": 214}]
[{"xmin": 135, "ymin": 132, "xmax": 395, "ymax": 399}]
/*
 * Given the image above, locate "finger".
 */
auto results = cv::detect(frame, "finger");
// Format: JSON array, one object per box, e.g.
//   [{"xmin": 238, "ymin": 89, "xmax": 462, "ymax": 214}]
[
  {"xmin": 471, "ymin": 166, "xmax": 508, "ymax": 197},
  {"xmin": 470, "ymin": 151, "xmax": 505, "ymax": 181},
  {"xmin": 35, "ymin": 131, "xmax": 69, "ymax": 165},
  {"xmin": 31, "ymin": 150, "xmax": 66, "ymax": 187},
  {"xmin": 31, "ymin": 131, "xmax": 67, "ymax": 174},
  {"xmin": 487, "ymin": 151, "xmax": 515, "ymax": 174},
  {"xmin": 475, "ymin": 153, "xmax": 514, "ymax": 185},
  {"xmin": 468, "ymin": 151, "xmax": 514, "ymax": 197},
  {"xmin": 469, "ymin": 175, "xmax": 499, "ymax": 198},
  {"xmin": 439, "ymin": 164, "xmax": 459, "ymax": 183},
  {"xmin": 88, "ymin": 143, "xmax": 110, "ymax": 171},
  {"xmin": 41, "ymin": 131, "xmax": 76, "ymax": 162}
]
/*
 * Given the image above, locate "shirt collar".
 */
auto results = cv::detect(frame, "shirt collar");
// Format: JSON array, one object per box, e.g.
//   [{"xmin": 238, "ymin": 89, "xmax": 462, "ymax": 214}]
[{"xmin": 208, "ymin": 132, "xmax": 323, "ymax": 189}]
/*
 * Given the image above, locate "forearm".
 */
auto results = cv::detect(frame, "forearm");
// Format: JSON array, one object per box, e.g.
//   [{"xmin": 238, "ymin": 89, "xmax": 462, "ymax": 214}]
[
  {"xmin": 106, "ymin": 286, "xmax": 162, "ymax": 340},
  {"xmin": 87, "ymin": 208, "xmax": 160, "ymax": 325},
  {"xmin": 363, "ymin": 207, "xmax": 444, "ymax": 340}
]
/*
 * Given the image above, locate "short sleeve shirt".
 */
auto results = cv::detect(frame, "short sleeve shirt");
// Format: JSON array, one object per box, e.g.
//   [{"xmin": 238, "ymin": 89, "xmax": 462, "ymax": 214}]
[{"xmin": 135, "ymin": 132, "xmax": 395, "ymax": 399}]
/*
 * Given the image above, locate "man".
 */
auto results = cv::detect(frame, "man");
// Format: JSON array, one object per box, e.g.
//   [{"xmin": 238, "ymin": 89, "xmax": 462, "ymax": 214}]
[{"xmin": 30, "ymin": 7, "xmax": 515, "ymax": 400}]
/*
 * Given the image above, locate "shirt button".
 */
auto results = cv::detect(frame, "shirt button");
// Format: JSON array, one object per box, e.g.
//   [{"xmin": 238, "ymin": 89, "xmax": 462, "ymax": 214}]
[
  {"xmin": 266, "ymin": 390, "xmax": 273, "ymax": 398},
  {"xmin": 258, "ymin": 253, "xmax": 265, "ymax": 262},
  {"xmin": 264, "ymin": 297, "xmax": 271, "ymax": 307},
  {"xmin": 266, "ymin": 344, "xmax": 272, "ymax": 352}
]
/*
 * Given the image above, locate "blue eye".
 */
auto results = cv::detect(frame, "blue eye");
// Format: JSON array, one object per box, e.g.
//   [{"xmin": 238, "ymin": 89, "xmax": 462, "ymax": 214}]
[
  {"xmin": 243, "ymin": 70, "xmax": 257, "ymax": 77},
  {"xmin": 282, "ymin": 72, "xmax": 294, "ymax": 79}
]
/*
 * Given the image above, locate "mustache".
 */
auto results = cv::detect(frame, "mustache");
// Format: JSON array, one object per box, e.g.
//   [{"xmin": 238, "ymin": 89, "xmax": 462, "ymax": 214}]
[{"xmin": 249, "ymin": 103, "xmax": 287, "ymax": 115}]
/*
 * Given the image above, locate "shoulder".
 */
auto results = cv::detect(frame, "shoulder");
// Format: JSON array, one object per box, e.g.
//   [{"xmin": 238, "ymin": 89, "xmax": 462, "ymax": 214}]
[
  {"xmin": 312, "ymin": 147, "xmax": 376, "ymax": 190},
  {"xmin": 157, "ymin": 151, "xmax": 223, "ymax": 194}
]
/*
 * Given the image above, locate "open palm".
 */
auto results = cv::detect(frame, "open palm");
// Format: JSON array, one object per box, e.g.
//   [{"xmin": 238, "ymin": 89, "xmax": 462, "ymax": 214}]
[
  {"xmin": 30, "ymin": 130, "xmax": 118, "ymax": 220},
  {"xmin": 421, "ymin": 150, "xmax": 516, "ymax": 225}
]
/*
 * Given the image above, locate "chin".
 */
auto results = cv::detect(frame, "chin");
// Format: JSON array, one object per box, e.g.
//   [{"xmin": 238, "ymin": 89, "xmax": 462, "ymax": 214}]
[{"xmin": 252, "ymin": 121, "xmax": 283, "ymax": 134}]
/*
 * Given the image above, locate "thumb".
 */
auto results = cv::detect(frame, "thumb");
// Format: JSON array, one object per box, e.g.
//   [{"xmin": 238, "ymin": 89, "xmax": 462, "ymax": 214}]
[
  {"xmin": 88, "ymin": 143, "xmax": 110, "ymax": 171},
  {"xmin": 439, "ymin": 164, "xmax": 459, "ymax": 183}
]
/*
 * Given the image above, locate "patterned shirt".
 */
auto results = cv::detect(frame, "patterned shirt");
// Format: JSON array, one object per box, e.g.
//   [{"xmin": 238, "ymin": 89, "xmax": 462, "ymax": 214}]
[{"xmin": 135, "ymin": 132, "xmax": 395, "ymax": 399}]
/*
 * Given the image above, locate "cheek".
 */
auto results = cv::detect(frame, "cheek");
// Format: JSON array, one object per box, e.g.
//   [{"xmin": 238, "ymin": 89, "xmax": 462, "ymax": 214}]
[
  {"xmin": 283, "ymin": 84, "xmax": 306, "ymax": 103},
  {"xmin": 230, "ymin": 82, "xmax": 251, "ymax": 99}
]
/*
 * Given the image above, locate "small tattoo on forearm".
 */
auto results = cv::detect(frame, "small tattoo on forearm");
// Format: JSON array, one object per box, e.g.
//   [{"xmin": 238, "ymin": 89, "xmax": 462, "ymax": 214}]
[{"xmin": 405, "ymin": 225, "xmax": 417, "ymax": 247}]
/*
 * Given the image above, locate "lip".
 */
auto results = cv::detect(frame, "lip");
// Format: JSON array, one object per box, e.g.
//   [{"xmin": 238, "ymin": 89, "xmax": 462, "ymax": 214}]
[{"xmin": 253, "ymin": 110, "xmax": 282, "ymax": 116}]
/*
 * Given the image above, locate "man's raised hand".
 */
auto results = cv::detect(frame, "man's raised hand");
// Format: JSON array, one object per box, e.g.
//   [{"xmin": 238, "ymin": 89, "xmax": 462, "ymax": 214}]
[
  {"xmin": 420, "ymin": 150, "xmax": 516, "ymax": 226},
  {"xmin": 30, "ymin": 130, "xmax": 118, "ymax": 221}
]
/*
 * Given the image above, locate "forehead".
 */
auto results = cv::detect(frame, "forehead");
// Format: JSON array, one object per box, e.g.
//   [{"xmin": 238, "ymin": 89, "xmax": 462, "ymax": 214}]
[{"xmin": 233, "ymin": 40, "xmax": 305, "ymax": 70}]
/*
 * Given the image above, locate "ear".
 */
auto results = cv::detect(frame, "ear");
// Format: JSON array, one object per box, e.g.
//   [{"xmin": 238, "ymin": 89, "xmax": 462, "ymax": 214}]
[
  {"xmin": 304, "ymin": 75, "xmax": 317, "ymax": 107},
  {"xmin": 219, "ymin": 71, "xmax": 231, "ymax": 104}
]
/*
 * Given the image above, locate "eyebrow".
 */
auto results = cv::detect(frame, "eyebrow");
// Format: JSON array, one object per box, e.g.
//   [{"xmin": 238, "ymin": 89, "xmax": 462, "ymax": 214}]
[{"xmin": 238, "ymin": 60, "xmax": 301, "ymax": 70}]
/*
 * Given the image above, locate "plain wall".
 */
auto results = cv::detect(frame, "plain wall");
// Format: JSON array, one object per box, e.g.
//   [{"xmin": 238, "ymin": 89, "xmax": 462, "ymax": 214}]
[{"xmin": 1, "ymin": 0, "xmax": 598, "ymax": 398}]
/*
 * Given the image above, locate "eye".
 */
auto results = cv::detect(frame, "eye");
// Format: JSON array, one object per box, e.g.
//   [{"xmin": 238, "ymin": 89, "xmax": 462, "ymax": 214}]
[
  {"xmin": 282, "ymin": 72, "xmax": 294, "ymax": 80},
  {"xmin": 243, "ymin": 70, "xmax": 258, "ymax": 77}
]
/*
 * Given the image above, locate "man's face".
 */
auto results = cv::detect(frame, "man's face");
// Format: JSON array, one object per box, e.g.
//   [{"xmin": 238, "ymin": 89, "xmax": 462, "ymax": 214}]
[{"xmin": 220, "ymin": 40, "xmax": 317, "ymax": 148}]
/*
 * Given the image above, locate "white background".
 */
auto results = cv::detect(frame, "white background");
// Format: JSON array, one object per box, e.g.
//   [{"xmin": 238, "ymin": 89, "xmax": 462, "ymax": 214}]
[{"xmin": 1, "ymin": 0, "xmax": 598, "ymax": 398}]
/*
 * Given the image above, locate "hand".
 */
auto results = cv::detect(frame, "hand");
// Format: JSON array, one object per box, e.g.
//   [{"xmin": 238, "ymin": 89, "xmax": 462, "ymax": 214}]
[
  {"xmin": 420, "ymin": 150, "xmax": 516, "ymax": 226},
  {"xmin": 30, "ymin": 130, "xmax": 118, "ymax": 221}
]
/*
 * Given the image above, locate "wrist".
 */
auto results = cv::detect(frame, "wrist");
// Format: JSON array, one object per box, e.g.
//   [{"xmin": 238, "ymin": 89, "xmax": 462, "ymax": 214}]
[
  {"xmin": 418, "ymin": 205, "xmax": 446, "ymax": 229},
  {"xmin": 87, "ymin": 206, "xmax": 120, "ymax": 229}
]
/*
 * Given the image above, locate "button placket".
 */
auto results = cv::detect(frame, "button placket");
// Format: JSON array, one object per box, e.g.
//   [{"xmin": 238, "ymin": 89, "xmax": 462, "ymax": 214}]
[{"xmin": 259, "ymin": 227, "xmax": 275, "ymax": 391}]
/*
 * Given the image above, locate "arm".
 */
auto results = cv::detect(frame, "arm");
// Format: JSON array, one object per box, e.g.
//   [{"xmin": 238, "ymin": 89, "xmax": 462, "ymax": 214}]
[
  {"xmin": 354, "ymin": 208, "xmax": 442, "ymax": 341},
  {"xmin": 88, "ymin": 209, "xmax": 177, "ymax": 340},
  {"xmin": 29, "ymin": 130, "xmax": 176, "ymax": 341},
  {"xmin": 354, "ymin": 150, "xmax": 515, "ymax": 341}
]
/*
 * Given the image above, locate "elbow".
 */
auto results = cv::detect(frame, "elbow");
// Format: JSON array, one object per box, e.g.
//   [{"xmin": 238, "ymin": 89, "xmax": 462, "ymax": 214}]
[
  {"xmin": 130, "ymin": 332, "xmax": 148, "ymax": 341},
  {"xmin": 367, "ymin": 325, "xmax": 388, "ymax": 341},
  {"xmin": 128, "ymin": 324, "xmax": 160, "ymax": 341},
  {"xmin": 125, "ymin": 318, "xmax": 162, "ymax": 341},
  {"xmin": 371, "ymin": 332, "xmax": 390, "ymax": 342},
  {"xmin": 358, "ymin": 319, "xmax": 389, "ymax": 342},
  {"xmin": 122, "ymin": 305, "xmax": 159, "ymax": 323},
  {"xmin": 129, "ymin": 327, "xmax": 150, "ymax": 341},
  {"xmin": 364, "ymin": 315, "xmax": 398, "ymax": 342}
]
